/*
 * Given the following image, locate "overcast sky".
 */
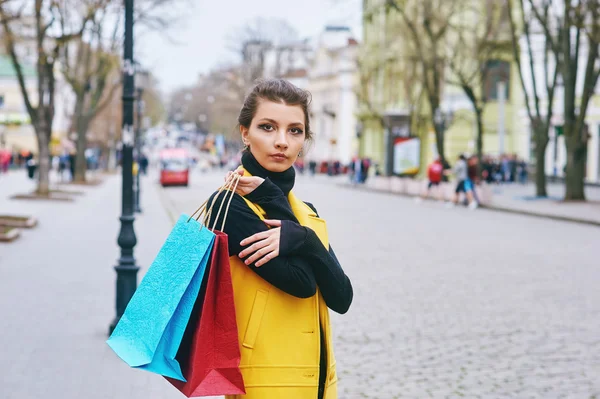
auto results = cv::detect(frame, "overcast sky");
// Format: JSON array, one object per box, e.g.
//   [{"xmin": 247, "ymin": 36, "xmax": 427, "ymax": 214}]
[{"xmin": 136, "ymin": 0, "xmax": 362, "ymax": 94}]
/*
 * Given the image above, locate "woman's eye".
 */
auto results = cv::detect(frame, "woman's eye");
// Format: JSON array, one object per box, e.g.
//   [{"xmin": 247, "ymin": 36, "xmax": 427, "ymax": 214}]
[
  {"xmin": 258, "ymin": 124, "xmax": 274, "ymax": 131},
  {"xmin": 290, "ymin": 128, "xmax": 304, "ymax": 135}
]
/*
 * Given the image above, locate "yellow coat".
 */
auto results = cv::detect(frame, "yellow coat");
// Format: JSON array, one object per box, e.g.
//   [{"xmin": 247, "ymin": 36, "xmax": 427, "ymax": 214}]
[{"xmin": 226, "ymin": 171, "xmax": 338, "ymax": 399}]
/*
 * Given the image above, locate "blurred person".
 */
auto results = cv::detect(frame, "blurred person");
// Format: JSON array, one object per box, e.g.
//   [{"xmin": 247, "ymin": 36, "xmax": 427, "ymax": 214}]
[
  {"xmin": 139, "ymin": 153, "xmax": 149, "ymax": 175},
  {"xmin": 206, "ymin": 79, "xmax": 353, "ymax": 399},
  {"xmin": 417, "ymin": 156, "xmax": 444, "ymax": 202},
  {"xmin": 349, "ymin": 156, "xmax": 362, "ymax": 185},
  {"xmin": 0, "ymin": 148, "xmax": 10, "ymax": 173},
  {"xmin": 26, "ymin": 156, "xmax": 37, "ymax": 179},
  {"xmin": 361, "ymin": 158, "xmax": 371, "ymax": 183},
  {"xmin": 518, "ymin": 158, "xmax": 528, "ymax": 184},
  {"xmin": 308, "ymin": 159, "xmax": 317, "ymax": 176},
  {"xmin": 501, "ymin": 155, "xmax": 510, "ymax": 183},
  {"xmin": 447, "ymin": 154, "xmax": 478, "ymax": 209},
  {"xmin": 467, "ymin": 155, "xmax": 481, "ymax": 205}
]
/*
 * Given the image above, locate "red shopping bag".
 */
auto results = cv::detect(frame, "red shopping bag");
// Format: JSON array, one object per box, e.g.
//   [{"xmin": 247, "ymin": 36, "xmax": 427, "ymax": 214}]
[{"xmin": 166, "ymin": 230, "xmax": 245, "ymax": 396}]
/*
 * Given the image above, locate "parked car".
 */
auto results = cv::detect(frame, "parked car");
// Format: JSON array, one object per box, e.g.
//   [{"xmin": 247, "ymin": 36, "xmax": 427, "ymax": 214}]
[{"xmin": 159, "ymin": 148, "xmax": 189, "ymax": 187}]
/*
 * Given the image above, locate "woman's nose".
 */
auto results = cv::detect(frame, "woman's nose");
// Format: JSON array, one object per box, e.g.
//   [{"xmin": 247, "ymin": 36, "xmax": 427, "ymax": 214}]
[{"xmin": 274, "ymin": 130, "xmax": 288, "ymax": 150}]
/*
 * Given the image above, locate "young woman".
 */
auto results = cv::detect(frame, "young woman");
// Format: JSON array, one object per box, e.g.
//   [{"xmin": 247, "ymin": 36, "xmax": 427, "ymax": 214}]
[{"xmin": 207, "ymin": 79, "xmax": 353, "ymax": 399}]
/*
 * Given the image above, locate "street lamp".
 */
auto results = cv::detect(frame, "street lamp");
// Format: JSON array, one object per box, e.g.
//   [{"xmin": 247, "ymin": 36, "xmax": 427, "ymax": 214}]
[
  {"xmin": 110, "ymin": 0, "xmax": 139, "ymax": 335},
  {"xmin": 134, "ymin": 67, "xmax": 150, "ymax": 213}
]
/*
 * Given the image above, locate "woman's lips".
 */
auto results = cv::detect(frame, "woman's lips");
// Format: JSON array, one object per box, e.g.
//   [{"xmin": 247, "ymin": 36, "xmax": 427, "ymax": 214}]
[{"xmin": 270, "ymin": 154, "xmax": 288, "ymax": 161}]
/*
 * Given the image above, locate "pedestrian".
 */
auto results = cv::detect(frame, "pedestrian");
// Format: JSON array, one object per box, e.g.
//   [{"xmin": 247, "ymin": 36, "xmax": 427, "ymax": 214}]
[
  {"xmin": 0, "ymin": 148, "xmax": 11, "ymax": 173},
  {"xmin": 350, "ymin": 156, "xmax": 362, "ymax": 185},
  {"xmin": 447, "ymin": 154, "xmax": 478, "ymax": 209},
  {"xmin": 417, "ymin": 156, "xmax": 444, "ymax": 202},
  {"xmin": 26, "ymin": 156, "xmax": 37, "ymax": 179},
  {"xmin": 518, "ymin": 159, "xmax": 528, "ymax": 184},
  {"xmin": 206, "ymin": 79, "xmax": 353, "ymax": 399},
  {"xmin": 308, "ymin": 159, "xmax": 317, "ymax": 176},
  {"xmin": 361, "ymin": 158, "xmax": 371, "ymax": 183},
  {"xmin": 467, "ymin": 155, "xmax": 481, "ymax": 205}
]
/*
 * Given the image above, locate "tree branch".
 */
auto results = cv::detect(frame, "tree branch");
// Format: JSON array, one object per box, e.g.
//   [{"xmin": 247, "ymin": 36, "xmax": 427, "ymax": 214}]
[
  {"xmin": 507, "ymin": 0, "xmax": 535, "ymax": 123},
  {"xmin": 0, "ymin": 6, "xmax": 37, "ymax": 125}
]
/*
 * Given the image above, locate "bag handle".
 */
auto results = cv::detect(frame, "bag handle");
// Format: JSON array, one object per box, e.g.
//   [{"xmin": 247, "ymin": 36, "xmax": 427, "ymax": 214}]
[
  {"xmin": 187, "ymin": 172, "xmax": 235, "ymax": 224},
  {"xmin": 212, "ymin": 173, "xmax": 241, "ymax": 231},
  {"xmin": 202, "ymin": 172, "xmax": 241, "ymax": 232}
]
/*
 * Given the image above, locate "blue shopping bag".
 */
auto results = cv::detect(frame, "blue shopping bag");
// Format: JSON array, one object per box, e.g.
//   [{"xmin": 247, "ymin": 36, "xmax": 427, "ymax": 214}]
[{"xmin": 107, "ymin": 214, "xmax": 215, "ymax": 381}]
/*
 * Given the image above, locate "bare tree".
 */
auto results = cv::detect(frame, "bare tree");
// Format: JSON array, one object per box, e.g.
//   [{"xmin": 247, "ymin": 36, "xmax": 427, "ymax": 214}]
[
  {"xmin": 61, "ymin": 0, "xmax": 184, "ymax": 182},
  {"xmin": 507, "ymin": 0, "xmax": 561, "ymax": 197},
  {"xmin": 355, "ymin": 53, "xmax": 386, "ymax": 130},
  {"xmin": 59, "ymin": 0, "xmax": 121, "ymax": 182},
  {"xmin": 226, "ymin": 17, "xmax": 301, "ymax": 92},
  {"xmin": 446, "ymin": 0, "xmax": 509, "ymax": 174},
  {"xmin": 508, "ymin": 0, "xmax": 600, "ymax": 200},
  {"xmin": 168, "ymin": 67, "xmax": 244, "ymax": 139},
  {"xmin": 0, "ymin": 0, "xmax": 96, "ymax": 195},
  {"xmin": 385, "ymin": 0, "xmax": 461, "ymax": 168},
  {"xmin": 560, "ymin": 1, "xmax": 600, "ymax": 200}
]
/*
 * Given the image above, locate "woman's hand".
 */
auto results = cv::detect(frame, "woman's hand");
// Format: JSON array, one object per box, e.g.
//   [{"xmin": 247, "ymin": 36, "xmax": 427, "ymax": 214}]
[
  {"xmin": 225, "ymin": 169, "xmax": 265, "ymax": 196},
  {"xmin": 239, "ymin": 219, "xmax": 282, "ymax": 267}
]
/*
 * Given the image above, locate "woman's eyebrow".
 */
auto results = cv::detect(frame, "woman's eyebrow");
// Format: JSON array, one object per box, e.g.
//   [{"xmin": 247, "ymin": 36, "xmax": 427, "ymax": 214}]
[
  {"xmin": 257, "ymin": 118, "xmax": 278, "ymax": 124},
  {"xmin": 257, "ymin": 118, "xmax": 304, "ymax": 127}
]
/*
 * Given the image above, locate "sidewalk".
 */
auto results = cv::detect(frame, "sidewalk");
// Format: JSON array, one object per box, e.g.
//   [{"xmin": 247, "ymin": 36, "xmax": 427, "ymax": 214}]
[
  {"xmin": 0, "ymin": 171, "xmax": 220, "ymax": 399},
  {"xmin": 337, "ymin": 175, "xmax": 600, "ymax": 226}
]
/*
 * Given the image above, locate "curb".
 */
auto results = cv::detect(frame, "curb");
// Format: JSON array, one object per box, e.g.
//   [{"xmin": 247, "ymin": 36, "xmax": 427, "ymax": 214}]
[{"xmin": 337, "ymin": 183, "xmax": 600, "ymax": 227}]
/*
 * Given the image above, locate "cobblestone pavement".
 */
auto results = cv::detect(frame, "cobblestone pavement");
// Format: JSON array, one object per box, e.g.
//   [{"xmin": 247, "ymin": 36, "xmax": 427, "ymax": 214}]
[
  {"xmin": 1, "ymin": 168, "xmax": 598, "ymax": 399},
  {"xmin": 162, "ymin": 169, "xmax": 600, "ymax": 399}
]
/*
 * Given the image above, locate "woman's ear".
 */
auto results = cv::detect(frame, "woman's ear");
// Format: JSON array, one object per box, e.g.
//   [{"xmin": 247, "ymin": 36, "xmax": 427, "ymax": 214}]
[{"xmin": 240, "ymin": 125, "xmax": 249, "ymax": 146}]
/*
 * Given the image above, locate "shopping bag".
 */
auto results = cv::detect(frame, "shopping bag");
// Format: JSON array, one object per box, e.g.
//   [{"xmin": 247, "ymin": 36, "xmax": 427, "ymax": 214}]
[
  {"xmin": 167, "ymin": 174, "xmax": 245, "ymax": 396},
  {"xmin": 107, "ymin": 214, "xmax": 215, "ymax": 381}
]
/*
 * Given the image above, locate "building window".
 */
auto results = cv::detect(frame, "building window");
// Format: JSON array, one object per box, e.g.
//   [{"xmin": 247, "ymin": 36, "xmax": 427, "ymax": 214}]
[{"xmin": 483, "ymin": 60, "xmax": 510, "ymax": 101}]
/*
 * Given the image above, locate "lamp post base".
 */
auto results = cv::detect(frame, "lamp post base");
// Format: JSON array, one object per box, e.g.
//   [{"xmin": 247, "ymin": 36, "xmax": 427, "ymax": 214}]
[{"xmin": 109, "ymin": 316, "xmax": 120, "ymax": 335}]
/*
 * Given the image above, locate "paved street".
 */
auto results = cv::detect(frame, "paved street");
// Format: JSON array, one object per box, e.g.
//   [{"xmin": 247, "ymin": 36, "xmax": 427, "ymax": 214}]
[
  {"xmin": 1, "ymin": 168, "xmax": 599, "ymax": 398},
  {"xmin": 164, "ymin": 169, "xmax": 600, "ymax": 398}
]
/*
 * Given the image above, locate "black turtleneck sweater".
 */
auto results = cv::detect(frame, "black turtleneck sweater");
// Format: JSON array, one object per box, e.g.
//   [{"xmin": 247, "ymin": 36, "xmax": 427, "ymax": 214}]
[{"xmin": 206, "ymin": 151, "xmax": 353, "ymax": 315}]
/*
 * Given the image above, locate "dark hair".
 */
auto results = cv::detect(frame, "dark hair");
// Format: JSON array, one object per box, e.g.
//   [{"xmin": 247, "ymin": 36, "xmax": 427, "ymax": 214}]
[{"xmin": 238, "ymin": 79, "xmax": 313, "ymax": 143}]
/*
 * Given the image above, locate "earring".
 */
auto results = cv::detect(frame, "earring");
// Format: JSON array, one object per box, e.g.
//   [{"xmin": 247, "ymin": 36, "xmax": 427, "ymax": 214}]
[{"xmin": 298, "ymin": 149, "xmax": 303, "ymax": 157}]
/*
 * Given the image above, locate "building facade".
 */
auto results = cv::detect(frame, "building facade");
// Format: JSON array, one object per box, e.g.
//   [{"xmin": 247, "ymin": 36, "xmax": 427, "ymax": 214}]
[
  {"xmin": 306, "ymin": 26, "xmax": 359, "ymax": 166},
  {"xmin": 359, "ymin": 0, "xmax": 600, "ymax": 183}
]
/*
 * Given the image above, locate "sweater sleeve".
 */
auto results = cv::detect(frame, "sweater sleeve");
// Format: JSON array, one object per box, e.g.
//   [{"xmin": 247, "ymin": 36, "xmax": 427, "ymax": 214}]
[
  {"xmin": 206, "ymin": 191, "xmax": 316, "ymax": 298},
  {"xmin": 279, "ymin": 203, "xmax": 354, "ymax": 314}
]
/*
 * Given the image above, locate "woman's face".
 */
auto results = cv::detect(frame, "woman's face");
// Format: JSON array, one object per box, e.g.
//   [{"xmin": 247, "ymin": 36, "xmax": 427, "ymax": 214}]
[{"xmin": 241, "ymin": 100, "xmax": 306, "ymax": 173}]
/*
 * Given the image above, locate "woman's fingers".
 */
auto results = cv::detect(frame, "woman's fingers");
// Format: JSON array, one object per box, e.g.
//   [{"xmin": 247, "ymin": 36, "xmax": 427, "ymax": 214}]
[
  {"xmin": 246, "ymin": 244, "xmax": 278, "ymax": 266},
  {"xmin": 240, "ymin": 230, "xmax": 271, "ymax": 246},
  {"xmin": 239, "ymin": 238, "xmax": 270, "ymax": 259},
  {"xmin": 255, "ymin": 248, "xmax": 279, "ymax": 267}
]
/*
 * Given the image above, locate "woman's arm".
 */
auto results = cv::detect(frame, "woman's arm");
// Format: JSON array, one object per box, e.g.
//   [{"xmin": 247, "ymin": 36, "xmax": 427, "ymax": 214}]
[
  {"xmin": 206, "ymin": 191, "xmax": 316, "ymax": 298},
  {"xmin": 279, "ymin": 215, "xmax": 353, "ymax": 314}
]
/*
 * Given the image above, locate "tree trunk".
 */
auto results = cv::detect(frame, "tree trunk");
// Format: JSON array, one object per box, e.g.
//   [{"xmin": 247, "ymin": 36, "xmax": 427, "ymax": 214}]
[
  {"xmin": 534, "ymin": 128, "xmax": 549, "ymax": 197},
  {"xmin": 474, "ymin": 108, "xmax": 484, "ymax": 176},
  {"xmin": 74, "ymin": 115, "xmax": 89, "ymax": 183},
  {"xmin": 434, "ymin": 124, "xmax": 447, "ymax": 168},
  {"xmin": 564, "ymin": 135, "xmax": 586, "ymax": 200},
  {"xmin": 35, "ymin": 124, "xmax": 51, "ymax": 195}
]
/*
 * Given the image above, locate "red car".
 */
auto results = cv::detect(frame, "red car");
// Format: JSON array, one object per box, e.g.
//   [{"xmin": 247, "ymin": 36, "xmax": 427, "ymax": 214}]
[{"xmin": 160, "ymin": 148, "xmax": 190, "ymax": 187}]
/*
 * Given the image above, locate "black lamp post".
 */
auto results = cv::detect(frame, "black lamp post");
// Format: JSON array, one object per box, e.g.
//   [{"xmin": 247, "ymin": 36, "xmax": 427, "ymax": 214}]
[
  {"xmin": 134, "ymin": 68, "xmax": 149, "ymax": 214},
  {"xmin": 110, "ymin": 0, "xmax": 139, "ymax": 335}
]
